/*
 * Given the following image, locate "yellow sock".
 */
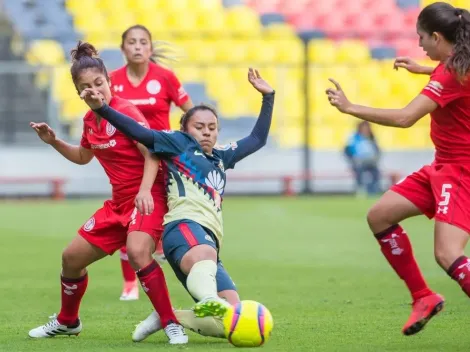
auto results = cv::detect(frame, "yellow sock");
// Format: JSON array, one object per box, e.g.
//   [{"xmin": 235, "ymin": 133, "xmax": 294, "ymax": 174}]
[{"xmin": 175, "ymin": 310, "xmax": 225, "ymax": 338}]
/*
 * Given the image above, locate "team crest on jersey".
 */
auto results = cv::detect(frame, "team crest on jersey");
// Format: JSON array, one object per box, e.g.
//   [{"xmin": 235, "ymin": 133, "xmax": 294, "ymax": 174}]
[
  {"xmin": 146, "ymin": 79, "xmax": 161, "ymax": 95},
  {"xmin": 88, "ymin": 128, "xmax": 93, "ymax": 135},
  {"xmin": 83, "ymin": 217, "xmax": 95, "ymax": 232},
  {"xmin": 106, "ymin": 122, "xmax": 116, "ymax": 136}
]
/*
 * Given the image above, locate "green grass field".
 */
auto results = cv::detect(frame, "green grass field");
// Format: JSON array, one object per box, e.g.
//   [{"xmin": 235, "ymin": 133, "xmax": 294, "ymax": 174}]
[{"xmin": 0, "ymin": 196, "xmax": 468, "ymax": 352}]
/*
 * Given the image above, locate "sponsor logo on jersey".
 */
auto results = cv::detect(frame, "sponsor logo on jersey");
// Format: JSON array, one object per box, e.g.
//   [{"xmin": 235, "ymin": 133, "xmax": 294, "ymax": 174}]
[
  {"xmin": 91, "ymin": 139, "xmax": 117, "ymax": 149},
  {"xmin": 205, "ymin": 170, "xmax": 225, "ymax": 194},
  {"xmin": 146, "ymin": 79, "xmax": 161, "ymax": 95},
  {"xmin": 129, "ymin": 98, "xmax": 157, "ymax": 105}
]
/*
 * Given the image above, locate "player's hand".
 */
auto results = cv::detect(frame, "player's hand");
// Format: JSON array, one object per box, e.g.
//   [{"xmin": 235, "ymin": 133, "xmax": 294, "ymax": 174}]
[
  {"xmin": 80, "ymin": 88, "xmax": 104, "ymax": 110},
  {"xmin": 248, "ymin": 68, "xmax": 274, "ymax": 95},
  {"xmin": 326, "ymin": 79, "xmax": 353, "ymax": 114},
  {"xmin": 393, "ymin": 57, "xmax": 424, "ymax": 74},
  {"xmin": 30, "ymin": 122, "xmax": 57, "ymax": 144},
  {"xmin": 135, "ymin": 189, "xmax": 154, "ymax": 216}
]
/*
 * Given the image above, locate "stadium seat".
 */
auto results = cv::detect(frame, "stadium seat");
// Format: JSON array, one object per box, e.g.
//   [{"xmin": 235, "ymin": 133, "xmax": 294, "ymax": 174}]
[
  {"xmin": 26, "ymin": 40, "xmax": 65, "ymax": 66},
  {"xmin": 263, "ymin": 23, "xmax": 298, "ymax": 39},
  {"xmin": 225, "ymin": 6, "xmax": 262, "ymax": 37},
  {"xmin": 308, "ymin": 39, "xmax": 338, "ymax": 63},
  {"xmin": 336, "ymin": 40, "xmax": 371, "ymax": 63},
  {"xmin": 196, "ymin": 11, "xmax": 227, "ymax": 37}
]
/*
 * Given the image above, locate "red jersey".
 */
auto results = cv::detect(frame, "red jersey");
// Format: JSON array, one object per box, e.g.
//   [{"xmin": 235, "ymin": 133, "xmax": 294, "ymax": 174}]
[
  {"xmin": 80, "ymin": 96, "xmax": 159, "ymax": 200},
  {"xmin": 110, "ymin": 62, "xmax": 189, "ymax": 131},
  {"xmin": 421, "ymin": 63, "xmax": 470, "ymax": 163}
]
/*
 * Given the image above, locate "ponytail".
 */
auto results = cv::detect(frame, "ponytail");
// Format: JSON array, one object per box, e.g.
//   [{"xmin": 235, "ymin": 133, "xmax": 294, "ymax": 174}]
[
  {"xmin": 149, "ymin": 40, "xmax": 184, "ymax": 67},
  {"xmin": 447, "ymin": 8, "xmax": 470, "ymax": 81}
]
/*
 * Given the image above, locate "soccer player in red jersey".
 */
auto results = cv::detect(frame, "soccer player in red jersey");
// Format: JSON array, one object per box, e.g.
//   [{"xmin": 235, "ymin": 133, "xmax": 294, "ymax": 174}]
[
  {"xmin": 27, "ymin": 41, "xmax": 187, "ymax": 344},
  {"xmin": 110, "ymin": 25, "xmax": 193, "ymax": 300},
  {"xmin": 327, "ymin": 2, "xmax": 470, "ymax": 336}
]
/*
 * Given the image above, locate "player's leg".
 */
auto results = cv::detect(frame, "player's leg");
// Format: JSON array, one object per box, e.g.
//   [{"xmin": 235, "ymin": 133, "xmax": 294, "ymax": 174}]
[
  {"xmin": 29, "ymin": 234, "xmax": 107, "ymax": 338},
  {"xmin": 133, "ymin": 261, "xmax": 239, "ymax": 341},
  {"xmin": 431, "ymin": 164, "xmax": 470, "ymax": 298},
  {"xmin": 119, "ymin": 245, "xmax": 139, "ymax": 301},
  {"xmin": 127, "ymin": 207, "xmax": 187, "ymax": 345},
  {"xmin": 367, "ymin": 166, "xmax": 443, "ymax": 335}
]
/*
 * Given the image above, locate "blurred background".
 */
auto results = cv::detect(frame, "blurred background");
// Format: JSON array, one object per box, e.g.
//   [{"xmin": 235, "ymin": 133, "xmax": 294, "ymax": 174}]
[{"xmin": 0, "ymin": 0, "xmax": 458, "ymax": 199}]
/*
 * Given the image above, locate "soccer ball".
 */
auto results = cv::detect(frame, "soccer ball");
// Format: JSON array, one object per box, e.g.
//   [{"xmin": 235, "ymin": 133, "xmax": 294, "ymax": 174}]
[{"xmin": 223, "ymin": 300, "xmax": 273, "ymax": 347}]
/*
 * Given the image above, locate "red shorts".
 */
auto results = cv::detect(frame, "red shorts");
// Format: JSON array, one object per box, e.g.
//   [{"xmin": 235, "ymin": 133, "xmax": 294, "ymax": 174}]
[
  {"xmin": 391, "ymin": 163, "xmax": 470, "ymax": 233},
  {"xmin": 78, "ymin": 191, "xmax": 168, "ymax": 254}
]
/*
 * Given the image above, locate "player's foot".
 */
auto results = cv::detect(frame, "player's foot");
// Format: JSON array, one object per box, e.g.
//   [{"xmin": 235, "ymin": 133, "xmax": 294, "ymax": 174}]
[
  {"xmin": 28, "ymin": 315, "xmax": 82, "ymax": 338},
  {"xmin": 120, "ymin": 280, "xmax": 139, "ymax": 301},
  {"xmin": 402, "ymin": 293, "xmax": 445, "ymax": 336},
  {"xmin": 164, "ymin": 322, "xmax": 188, "ymax": 345},
  {"xmin": 193, "ymin": 297, "xmax": 230, "ymax": 318},
  {"xmin": 132, "ymin": 310, "xmax": 162, "ymax": 342}
]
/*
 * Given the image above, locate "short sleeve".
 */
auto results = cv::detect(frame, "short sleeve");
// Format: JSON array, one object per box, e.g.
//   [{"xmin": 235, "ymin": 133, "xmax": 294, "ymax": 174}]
[
  {"xmin": 421, "ymin": 68, "xmax": 463, "ymax": 107},
  {"xmin": 166, "ymin": 71, "xmax": 189, "ymax": 107},
  {"xmin": 149, "ymin": 130, "xmax": 191, "ymax": 156},
  {"xmin": 80, "ymin": 123, "xmax": 91, "ymax": 149}
]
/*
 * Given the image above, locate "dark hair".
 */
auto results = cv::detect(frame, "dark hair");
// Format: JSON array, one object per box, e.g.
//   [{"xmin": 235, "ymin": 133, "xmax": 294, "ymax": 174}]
[
  {"xmin": 357, "ymin": 121, "xmax": 376, "ymax": 141},
  {"xmin": 180, "ymin": 105, "xmax": 219, "ymax": 132},
  {"xmin": 418, "ymin": 2, "xmax": 470, "ymax": 81},
  {"xmin": 70, "ymin": 41, "xmax": 109, "ymax": 86}
]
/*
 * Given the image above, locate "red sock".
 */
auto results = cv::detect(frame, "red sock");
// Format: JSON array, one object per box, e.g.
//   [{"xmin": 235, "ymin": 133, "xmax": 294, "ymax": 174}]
[
  {"xmin": 375, "ymin": 224, "xmax": 433, "ymax": 301},
  {"xmin": 120, "ymin": 247, "xmax": 136, "ymax": 282},
  {"xmin": 57, "ymin": 273, "xmax": 88, "ymax": 326},
  {"xmin": 448, "ymin": 256, "xmax": 470, "ymax": 298},
  {"xmin": 137, "ymin": 261, "xmax": 178, "ymax": 328}
]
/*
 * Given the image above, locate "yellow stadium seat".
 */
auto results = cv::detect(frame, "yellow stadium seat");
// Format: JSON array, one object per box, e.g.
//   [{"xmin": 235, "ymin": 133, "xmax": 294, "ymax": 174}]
[
  {"xmin": 263, "ymin": 23, "xmax": 298, "ymax": 39},
  {"xmin": 163, "ymin": 0, "xmax": 190, "ymax": 11},
  {"xmin": 170, "ymin": 109, "xmax": 183, "ymax": 130},
  {"xmin": 190, "ymin": 0, "xmax": 223, "ymax": 11},
  {"xmin": 245, "ymin": 39, "xmax": 277, "ymax": 64},
  {"xmin": 73, "ymin": 12, "xmax": 107, "ymax": 34},
  {"xmin": 336, "ymin": 40, "xmax": 371, "ymax": 64},
  {"xmin": 62, "ymin": 98, "xmax": 88, "ymax": 122},
  {"xmin": 166, "ymin": 11, "xmax": 200, "ymax": 37},
  {"xmin": 453, "ymin": 0, "xmax": 468, "ymax": 8},
  {"xmin": 132, "ymin": 0, "xmax": 159, "ymax": 12},
  {"xmin": 134, "ymin": 12, "xmax": 170, "ymax": 35},
  {"xmin": 275, "ymin": 38, "xmax": 304, "ymax": 64},
  {"xmin": 179, "ymin": 39, "xmax": 217, "ymax": 63},
  {"xmin": 26, "ymin": 40, "xmax": 65, "ymax": 66},
  {"xmin": 104, "ymin": 12, "xmax": 136, "ymax": 31},
  {"xmin": 53, "ymin": 65, "xmax": 77, "ymax": 102},
  {"xmin": 96, "ymin": 0, "xmax": 130, "ymax": 12},
  {"xmin": 84, "ymin": 32, "xmax": 120, "ymax": 49},
  {"xmin": 196, "ymin": 11, "xmax": 227, "ymax": 37},
  {"xmin": 173, "ymin": 66, "xmax": 203, "ymax": 82},
  {"xmin": 65, "ymin": 0, "xmax": 98, "ymax": 14},
  {"xmin": 308, "ymin": 40, "xmax": 337, "ymax": 63},
  {"xmin": 225, "ymin": 6, "xmax": 262, "ymax": 37},
  {"xmin": 278, "ymin": 127, "xmax": 304, "ymax": 148},
  {"xmin": 215, "ymin": 40, "xmax": 248, "ymax": 63},
  {"xmin": 203, "ymin": 66, "xmax": 233, "ymax": 98}
]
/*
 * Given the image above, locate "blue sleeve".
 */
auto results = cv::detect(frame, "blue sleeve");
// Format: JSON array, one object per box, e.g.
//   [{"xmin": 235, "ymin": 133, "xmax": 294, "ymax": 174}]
[
  {"xmin": 93, "ymin": 103, "xmax": 154, "ymax": 147},
  {"xmin": 148, "ymin": 130, "xmax": 190, "ymax": 156},
  {"xmin": 216, "ymin": 91, "xmax": 274, "ymax": 169}
]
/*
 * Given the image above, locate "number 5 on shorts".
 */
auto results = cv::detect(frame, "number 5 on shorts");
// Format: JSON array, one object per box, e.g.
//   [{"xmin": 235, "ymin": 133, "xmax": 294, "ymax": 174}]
[{"xmin": 437, "ymin": 184, "xmax": 452, "ymax": 214}]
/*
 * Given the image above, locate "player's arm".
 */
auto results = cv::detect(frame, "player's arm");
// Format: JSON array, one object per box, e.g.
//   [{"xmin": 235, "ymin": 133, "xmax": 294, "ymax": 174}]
[
  {"xmin": 135, "ymin": 143, "xmax": 159, "ymax": 214},
  {"xmin": 30, "ymin": 122, "xmax": 94, "ymax": 165},
  {"xmin": 167, "ymin": 71, "xmax": 193, "ymax": 112},
  {"xmin": 218, "ymin": 69, "xmax": 275, "ymax": 168},
  {"xmin": 393, "ymin": 57, "xmax": 434, "ymax": 75},
  {"xmin": 180, "ymin": 99, "xmax": 193, "ymax": 112},
  {"xmin": 326, "ymin": 79, "xmax": 438, "ymax": 128}
]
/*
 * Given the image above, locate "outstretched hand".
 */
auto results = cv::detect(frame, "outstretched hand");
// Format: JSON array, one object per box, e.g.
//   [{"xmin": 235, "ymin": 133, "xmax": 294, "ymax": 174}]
[
  {"xmin": 393, "ymin": 57, "xmax": 424, "ymax": 74},
  {"xmin": 80, "ymin": 88, "xmax": 105, "ymax": 110},
  {"xmin": 30, "ymin": 122, "xmax": 57, "ymax": 144},
  {"xmin": 248, "ymin": 68, "xmax": 274, "ymax": 95},
  {"xmin": 326, "ymin": 78, "xmax": 354, "ymax": 114}
]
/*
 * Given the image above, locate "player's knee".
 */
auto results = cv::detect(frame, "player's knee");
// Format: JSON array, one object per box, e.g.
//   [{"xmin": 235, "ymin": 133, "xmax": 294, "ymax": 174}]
[
  {"xmin": 126, "ymin": 244, "xmax": 153, "ymax": 270},
  {"xmin": 61, "ymin": 248, "xmax": 85, "ymax": 272},
  {"xmin": 180, "ymin": 245, "xmax": 217, "ymax": 274},
  {"xmin": 366, "ymin": 203, "xmax": 385, "ymax": 232}
]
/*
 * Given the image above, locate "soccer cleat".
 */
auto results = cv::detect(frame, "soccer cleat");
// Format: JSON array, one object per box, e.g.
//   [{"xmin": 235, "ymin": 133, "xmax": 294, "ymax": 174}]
[
  {"xmin": 402, "ymin": 293, "xmax": 445, "ymax": 336},
  {"xmin": 120, "ymin": 280, "xmax": 139, "ymax": 301},
  {"xmin": 193, "ymin": 297, "xmax": 230, "ymax": 318},
  {"xmin": 164, "ymin": 322, "xmax": 189, "ymax": 345},
  {"xmin": 132, "ymin": 310, "xmax": 162, "ymax": 342},
  {"xmin": 28, "ymin": 314, "xmax": 82, "ymax": 338}
]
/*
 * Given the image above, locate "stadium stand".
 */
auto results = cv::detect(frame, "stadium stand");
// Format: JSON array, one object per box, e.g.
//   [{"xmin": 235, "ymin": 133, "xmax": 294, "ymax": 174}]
[{"xmin": 1, "ymin": 0, "xmax": 446, "ymax": 150}]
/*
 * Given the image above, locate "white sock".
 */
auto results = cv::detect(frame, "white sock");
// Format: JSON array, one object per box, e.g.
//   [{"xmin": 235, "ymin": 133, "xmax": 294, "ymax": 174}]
[{"xmin": 186, "ymin": 260, "xmax": 218, "ymax": 301}]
